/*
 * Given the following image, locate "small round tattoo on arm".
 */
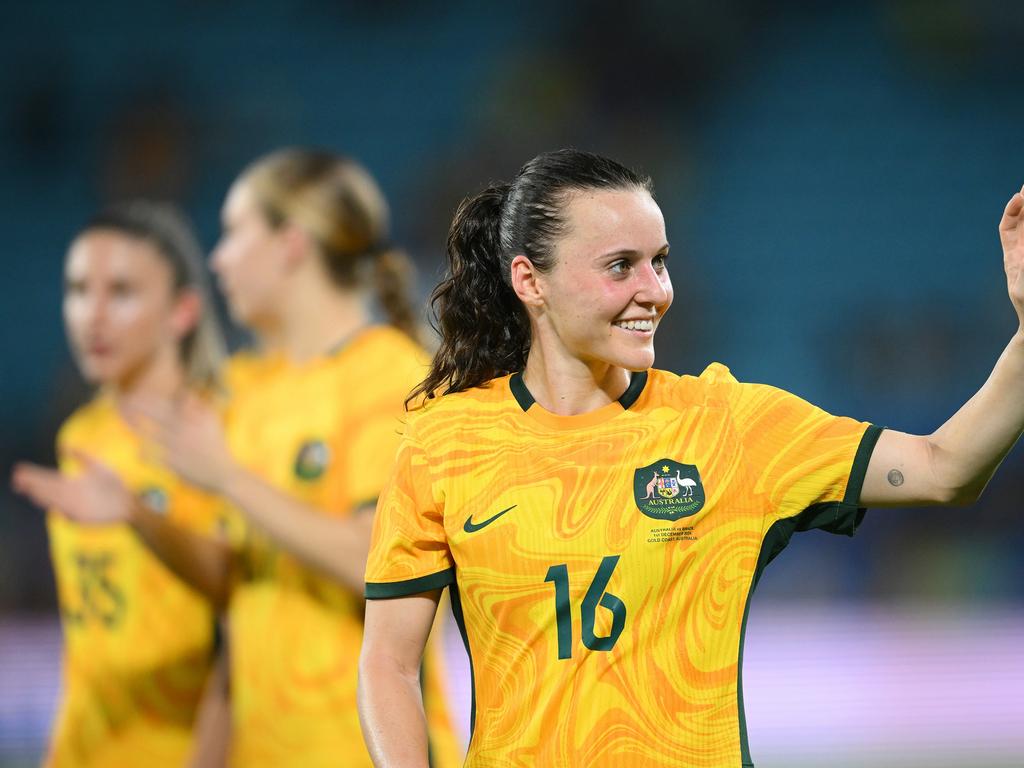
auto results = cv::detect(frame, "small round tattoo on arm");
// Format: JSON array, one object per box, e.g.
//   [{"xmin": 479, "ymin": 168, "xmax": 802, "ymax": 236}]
[{"xmin": 887, "ymin": 469, "xmax": 905, "ymax": 487}]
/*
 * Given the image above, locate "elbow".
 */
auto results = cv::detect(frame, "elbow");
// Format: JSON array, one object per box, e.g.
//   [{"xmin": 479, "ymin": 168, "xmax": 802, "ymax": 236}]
[
  {"xmin": 358, "ymin": 645, "xmax": 422, "ymax": 701},
  {"xmin": 187, "ymin": 573, "xmax": 229, "ymax": 613},
  {"xmin": 934, "ymin": 482, "xmax": 984, "ymax": 507},
  {"xmin": 357, "ymin": 645, "xmax": 386, "ymax": 697},
  {"xmin": 208, "ymin": 584, "xmax": 231, "ymax": 614},
  {"xmin": 198, "ymin": 557, "xmax": 232, "ymax": 613},
  {"xmin": 923, "ymin": 439, "xmax": 986, "ymax": 507},
  {"xmin": 358, "ymin": 645, "xmax": 406, "ymax": 685}
]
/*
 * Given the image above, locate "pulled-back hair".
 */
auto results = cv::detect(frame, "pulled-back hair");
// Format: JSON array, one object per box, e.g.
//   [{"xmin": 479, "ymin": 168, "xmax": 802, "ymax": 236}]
[
  {"xmin": 409, "ymin": 149, "xmax": 652, "ymax": 405},
  {"xmin": 240, "ymin": 148, "xmax": 419, "ymax": 341},
  {"xmin": 82, "ymin": 201, "xmax": 226, "ymax": 391}
]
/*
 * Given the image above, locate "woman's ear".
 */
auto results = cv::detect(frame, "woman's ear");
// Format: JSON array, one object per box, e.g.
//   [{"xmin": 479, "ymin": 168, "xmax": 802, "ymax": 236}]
[
  {"xmin": 278, "ymin": 223, "xmax": 316, "ymax": 270},
  {"xmin": 510, "ymin": 254, "xmax": 544, "ymax": 309},
  {"xmin": 170, "ymin": 288, "xmax": 202, "ymax": 341}
]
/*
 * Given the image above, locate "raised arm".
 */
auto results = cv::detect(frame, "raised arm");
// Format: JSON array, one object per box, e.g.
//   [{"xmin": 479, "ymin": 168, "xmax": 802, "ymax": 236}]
[
  {"xmin": 358, "ymin": 590, "xmax": 442, "ymax": 768},
  {"xmin": 127, "ymin": 395, "xmax": 374, "ymax": 593},
  {"xmin": 217, "ymin": 472, "xmax": 375, "ymax": 592},
  {"xmin": 862, "ymin": 185, "xmax": 1024, "ymax": 506},
  {"xmin": 11, "ymin": 452, "xmax": 232, "ymax": 609}
]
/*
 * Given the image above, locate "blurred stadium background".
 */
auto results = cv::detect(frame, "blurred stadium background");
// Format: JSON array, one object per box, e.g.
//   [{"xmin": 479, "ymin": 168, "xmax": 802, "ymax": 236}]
[{"xmin": 2, "ymin": 2, "xmax": 1023, "ymax": 766}]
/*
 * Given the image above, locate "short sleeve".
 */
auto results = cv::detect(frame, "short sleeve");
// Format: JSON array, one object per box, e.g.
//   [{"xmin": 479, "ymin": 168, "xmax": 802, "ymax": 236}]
[
  {"xmin": 333, "ymin": 338, "xmax": 426, "ymax": 511},
  {"xmin": 364, "ymin": 432, "xmax": 455, "ymax": 599},
  {"xmin": 340, "ymin": 402, "xmax": 408, "ymax": 509},
  {"xmin": 726, "ymin": 381, "xmax": 883, "ymax": 534}
]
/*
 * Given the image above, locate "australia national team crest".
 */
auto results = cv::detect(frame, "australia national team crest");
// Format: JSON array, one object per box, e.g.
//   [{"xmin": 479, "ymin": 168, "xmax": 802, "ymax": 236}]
[
  {"xmin": 294, "ymin": 439, "xmax": 331, "ymax": 481},
  {"xmin": 633, "ymin": 459, "xmax": 705, "ymax": 521},
  {"xmin": 139, "ymin": 486, "xmax": 169, "ymax": 516}
]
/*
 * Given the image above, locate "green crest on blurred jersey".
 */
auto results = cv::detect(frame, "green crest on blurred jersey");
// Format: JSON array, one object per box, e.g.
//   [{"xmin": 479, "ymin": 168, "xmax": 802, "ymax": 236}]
[
  {"xmin": 294, "ymin": 439, "xmax": 330, "ymax": 481},
  {"xmin": 139, "ymin": 486, "xmax": 169, "ymax": 516},
  {"xmin": 633, "ymin": 459, "xmax": 704, "ymax": 521}
]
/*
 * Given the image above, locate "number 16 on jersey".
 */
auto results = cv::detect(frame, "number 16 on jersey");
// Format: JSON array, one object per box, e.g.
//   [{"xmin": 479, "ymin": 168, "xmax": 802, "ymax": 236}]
[{"xmin": 544, "ymin": 555, "xmax": 626, "ymax": 660}]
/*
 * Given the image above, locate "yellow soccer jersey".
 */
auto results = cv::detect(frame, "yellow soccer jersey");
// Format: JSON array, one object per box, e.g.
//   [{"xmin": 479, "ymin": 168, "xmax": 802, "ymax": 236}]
[
  {"xmin": 366, "ymin": 364, "xmax": 883, "ymax": 768},
  {"xmin": 46, "ymin": 395, "xmax": 222, "ymax": 768},
  {"xmin": 224, "ymin": 326, "xmax": 462, "ymax": 767}
]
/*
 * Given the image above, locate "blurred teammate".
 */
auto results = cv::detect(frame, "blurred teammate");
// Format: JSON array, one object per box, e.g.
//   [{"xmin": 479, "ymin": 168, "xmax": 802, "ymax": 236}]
[
  {"xmin": 36, "ymin": 149, "xmax": 462, "ymax": 766},
  {"xmin": 358, "ymin": 149, "xmax": 1024, "ymax": 767},
  {"xmin": 12, "ymin": 202, "xmax": 226, "ymax": 767}
]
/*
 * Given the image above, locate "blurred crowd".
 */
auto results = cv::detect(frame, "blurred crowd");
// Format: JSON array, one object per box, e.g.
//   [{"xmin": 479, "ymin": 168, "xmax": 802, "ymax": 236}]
[{"xmin": 3, "ymin": 0, "xmax": 1024, "ymax": 614}]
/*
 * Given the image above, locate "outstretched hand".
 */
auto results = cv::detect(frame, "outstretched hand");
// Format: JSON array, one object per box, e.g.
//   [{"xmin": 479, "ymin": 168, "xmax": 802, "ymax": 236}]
[
  {"xmin": 1000, "ymin": 184, "xmax": 1024, "ymax": 328},
  {"xmin": 122, "ymin": 393, "xmax": 235, "ymax": 494},
  {"xmin": 11, "ymin": 451, "xmax": 134, "ymax": 525}
]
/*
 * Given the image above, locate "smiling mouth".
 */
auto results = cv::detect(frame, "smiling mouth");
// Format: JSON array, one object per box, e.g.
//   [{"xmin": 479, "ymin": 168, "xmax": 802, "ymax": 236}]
[
  {"xmin": 85, "ymin": 341, "xmax": 114, "ymax": 356},
  {"xmin": 613, "ymin": 319, "xmax": 655, "ymax": 332}
]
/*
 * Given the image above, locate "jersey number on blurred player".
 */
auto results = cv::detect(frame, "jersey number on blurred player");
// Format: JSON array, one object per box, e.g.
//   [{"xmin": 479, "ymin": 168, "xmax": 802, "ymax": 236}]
[{"xmin": 63, "ymin": 551, "xmax": 125, "ymax": 628}]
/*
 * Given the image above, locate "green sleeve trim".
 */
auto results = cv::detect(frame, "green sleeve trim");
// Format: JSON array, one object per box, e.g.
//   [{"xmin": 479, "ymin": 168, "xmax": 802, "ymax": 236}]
[
  {"xmin": 737, "ymin": 424, "xmax": 884, "ymax": 764},
  {"xmin": 449, "ymin": 583, "xmax": 477, "ymax": 745},
  {"xmin": 844, "ymin": 424, "xmax": 884, "ymax": 506},
  {"xmin": 776, "ymin": 423, "xmax": 885, "ymax": 538},
  {"xmin": 365, "ymin": 567, "xmax": 456, "ymax": 599}
]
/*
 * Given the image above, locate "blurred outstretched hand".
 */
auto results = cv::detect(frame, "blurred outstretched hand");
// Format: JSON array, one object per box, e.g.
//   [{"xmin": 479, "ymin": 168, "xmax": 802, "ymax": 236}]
[
  {"xmin": 123, "ymin": 393, "xmax": 234, "ymax": 494},
  {"xmin": 11, "ymin": 451, "xmax": 133, "ymax": 525}
]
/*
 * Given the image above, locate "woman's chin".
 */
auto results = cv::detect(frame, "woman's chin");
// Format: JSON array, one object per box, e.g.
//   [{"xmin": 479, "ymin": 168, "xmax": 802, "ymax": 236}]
[{"xmin": 610, "ymin": 346, "xmax": 655, "ymax": 373}]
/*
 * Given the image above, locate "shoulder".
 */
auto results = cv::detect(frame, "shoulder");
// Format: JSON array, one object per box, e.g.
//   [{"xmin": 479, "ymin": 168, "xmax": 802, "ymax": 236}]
[
  {"xmin": 332, "ymin": 325, "xmax": 427, "ymax": 388},
  {"xmin": 56, "ymin": 395, "xmax": 115, "ymax": 447},
  {"xmin": 349, "ymin": 325, "xmax": 426, "ymax": 365},
  {"xmin": 640, "ymin": 363, "xmax": 803, "ymax": 418},
  {"xmin": 223, "ymin": 348, "xmax": 273, "ymax": 395},
  {"xmin": 404, "ymin": 375, "xmax": 514, "ymax": 443},
  {"xmin": 639, "ymin": 363, "xmax": 738, "ymax": 409}
]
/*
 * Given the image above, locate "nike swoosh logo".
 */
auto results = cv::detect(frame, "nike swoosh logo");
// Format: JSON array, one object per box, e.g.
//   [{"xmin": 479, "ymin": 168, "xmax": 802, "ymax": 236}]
[{"xmin": 463, "ymin": 505, "xmax": 517, "ymax": 533}]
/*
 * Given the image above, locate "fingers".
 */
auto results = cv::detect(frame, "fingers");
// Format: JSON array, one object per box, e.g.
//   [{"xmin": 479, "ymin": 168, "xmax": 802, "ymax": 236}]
[
  {"xmin": 62, "ymin": 448, "xmax": 120, "ymax": 482},
  {"xmin": 1001, "ymin": 188, "xmax": 1024, "ymax": 228},
  {"xmin": 63, "ymin": 448, "xmax": 100, "ymax": 471},
  {"xmin": 11, "ymin": 462, "xmax": 68, "ymax": 511}
]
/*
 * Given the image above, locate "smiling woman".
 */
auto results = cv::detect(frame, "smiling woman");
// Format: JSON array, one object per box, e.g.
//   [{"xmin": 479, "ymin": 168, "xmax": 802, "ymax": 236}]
[
  {"xmin": 358, "ymin": 149, "xmax": 1024, "ymax": 768},
  {"xmin": 408, "ymin": 152, "xmax": 667, "ymax": 409}
]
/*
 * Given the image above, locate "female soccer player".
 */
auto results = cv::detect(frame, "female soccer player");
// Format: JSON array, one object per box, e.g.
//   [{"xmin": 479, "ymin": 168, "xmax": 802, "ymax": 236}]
[
  {"xmin": 11, "ymin": 202, "xmax": 226, "ymax": 767},
  {"xmin": 26, "ymin": 149, "xmax": 461, "ymax": 767},
  {"xmin": 359, "ymin": 149, "xmax": 1024, "ymax": 767}
]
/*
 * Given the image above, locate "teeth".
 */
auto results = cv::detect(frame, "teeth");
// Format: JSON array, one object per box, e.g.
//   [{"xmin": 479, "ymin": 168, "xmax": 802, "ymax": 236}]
[{"xmin": 615, "ymin": 319, "xmax": 654, "ymax": 331}]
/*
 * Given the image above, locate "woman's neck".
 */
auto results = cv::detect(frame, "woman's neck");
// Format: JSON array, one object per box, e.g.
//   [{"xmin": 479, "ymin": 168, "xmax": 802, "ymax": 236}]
[
  {"xmin": 521, "ymin": 347, "xmax": 631, "ymax": 416},
  {"xmin": 108, "ymin": 345, "xmax": 187, "ymax": 403},
  {"xmin": 274, "ymin": 275, "xmax": 370, "ymax": 363}
]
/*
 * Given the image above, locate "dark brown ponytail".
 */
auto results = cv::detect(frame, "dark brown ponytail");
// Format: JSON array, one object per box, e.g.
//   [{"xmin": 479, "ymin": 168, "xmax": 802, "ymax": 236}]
[{"xmin": 408, "ymin": 184, "xmax": 528, "ymax": 404}]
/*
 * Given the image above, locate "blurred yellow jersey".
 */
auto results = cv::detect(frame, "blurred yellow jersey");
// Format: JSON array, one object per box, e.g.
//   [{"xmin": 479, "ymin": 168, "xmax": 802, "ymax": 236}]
[
  {"xmin": 46, "ymin": 394, "xmax": 222, "ymax": 768},
  {"xmin": 224, "ymin": 326, "xmax": 462, "ymax": 768},
  {"xmin": 366, "ymin": 364, "xmax": 882, "ymax": 768}
]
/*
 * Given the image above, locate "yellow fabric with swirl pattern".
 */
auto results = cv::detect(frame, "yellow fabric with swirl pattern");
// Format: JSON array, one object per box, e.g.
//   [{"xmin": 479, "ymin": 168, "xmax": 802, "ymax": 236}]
[{"xmin": 367, "ymin": 364, "xmax": 879, "ymax": 768}]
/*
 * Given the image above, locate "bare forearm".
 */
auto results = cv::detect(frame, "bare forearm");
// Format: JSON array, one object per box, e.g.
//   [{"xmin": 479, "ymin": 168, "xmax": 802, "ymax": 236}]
[
  {"xmin": 358, "ymin": 655, "xmax": 431, "ymax": 768},
  {"xmin": 188, "ymin": 649, "xmax": 231, "ymax": 768},
  {"xmin": 929, "ymin": 330, "xmax": 1024, "ymax": 500},
  {"xmin": 221, "ymin": 466, "xmax": 372, "ymax": 592},
  {"xmin": 130, "ymin": 502, "xmax": 231, "ymax": 608}
]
